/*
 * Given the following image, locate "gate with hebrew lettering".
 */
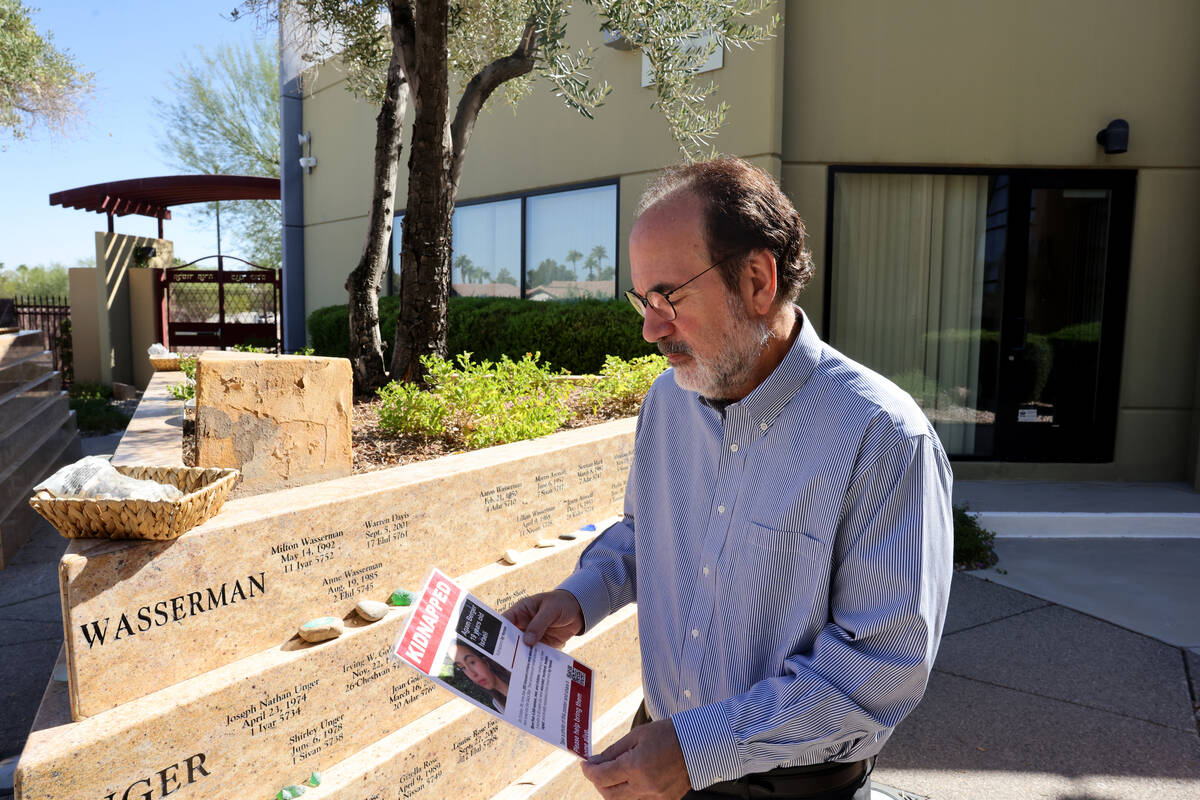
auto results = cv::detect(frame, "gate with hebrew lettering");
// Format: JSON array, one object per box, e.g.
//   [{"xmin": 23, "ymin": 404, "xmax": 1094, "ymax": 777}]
[{"xmin": 163, "ymin": 255, "xmax": 281, "ymax": 353}]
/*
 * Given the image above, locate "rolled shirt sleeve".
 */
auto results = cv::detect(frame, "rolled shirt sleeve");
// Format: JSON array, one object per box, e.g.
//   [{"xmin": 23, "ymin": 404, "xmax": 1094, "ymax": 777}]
[{"xmin": 671, "ymin": 432, "xmax": 953, "ymax": 788}]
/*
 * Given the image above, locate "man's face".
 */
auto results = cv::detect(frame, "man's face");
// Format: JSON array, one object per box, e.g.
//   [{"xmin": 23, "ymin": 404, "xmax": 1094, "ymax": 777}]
[{"xmin": 630, "ymin": 192, "xmax": 772, "ymax": 400}]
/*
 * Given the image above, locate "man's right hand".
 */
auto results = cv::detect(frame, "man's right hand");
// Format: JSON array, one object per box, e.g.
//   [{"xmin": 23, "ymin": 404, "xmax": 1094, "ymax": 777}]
[{"xmin": 503, "ymin": 590, "xmax": 584, "ymax": 648}]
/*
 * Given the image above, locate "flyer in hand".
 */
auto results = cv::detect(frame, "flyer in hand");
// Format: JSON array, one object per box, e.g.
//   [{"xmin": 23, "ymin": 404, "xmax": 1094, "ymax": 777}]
[{"xmin": 389, "ymin": 568, "xmax": 594, "ymax": 759}]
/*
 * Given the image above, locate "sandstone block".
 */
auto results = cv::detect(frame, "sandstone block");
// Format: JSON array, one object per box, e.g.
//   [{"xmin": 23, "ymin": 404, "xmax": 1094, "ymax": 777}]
[
  {"xmin": 17, "ymin": 537, "xmax": 639, "ymax": 800},
  {"xmin": 59, "ymin": 418, "xmax": 634, "ymax": 717},
  {"xmin": 195, "ymin": 352, "xmax": 352, "ymax": 492}
]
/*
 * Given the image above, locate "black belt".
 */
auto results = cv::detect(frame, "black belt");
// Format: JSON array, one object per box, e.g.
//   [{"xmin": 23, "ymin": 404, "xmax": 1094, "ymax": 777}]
[
  {"xmin": 632, "ymin": 701, "xmax": 870, "ymax": 799},
  {"xmin": 685, "ymin": 758, "xmax": 869, "ymax": 798}
]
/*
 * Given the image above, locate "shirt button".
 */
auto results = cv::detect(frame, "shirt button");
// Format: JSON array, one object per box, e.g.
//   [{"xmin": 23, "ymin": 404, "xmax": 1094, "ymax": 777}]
[
  {"xmin": 729, "ymin": 443, "xmax": 739, "ymax": 452},
  {"xmin": 760, "ymin": 422, "xmax": 769, "ymax": 431},
  {"xmin": 717, "ymin": 504, "xmax": 726, "ymax": 514},
  {"xmin": 691, "ymin": 628, "xmax": 699, "ymax": 638},
  {"xmin": 684, "ymin": 689, "xmax": 692, "ymax": 699},
  {"xmin": 703, "ymin": 566, "xmax": 710, "ymax": 576}
]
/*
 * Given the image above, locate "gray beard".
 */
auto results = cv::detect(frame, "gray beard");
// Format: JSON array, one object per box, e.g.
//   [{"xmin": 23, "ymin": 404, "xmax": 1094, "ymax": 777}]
[{"xmin": 662, "ymin": 292, "xmax": 775, "ymax": 400}]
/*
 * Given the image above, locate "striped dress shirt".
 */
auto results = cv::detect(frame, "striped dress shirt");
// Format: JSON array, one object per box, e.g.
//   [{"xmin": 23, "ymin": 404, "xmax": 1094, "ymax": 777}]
[{"xmin": 558, "ymin": 311, "xmax": 954, "ymax": 790}]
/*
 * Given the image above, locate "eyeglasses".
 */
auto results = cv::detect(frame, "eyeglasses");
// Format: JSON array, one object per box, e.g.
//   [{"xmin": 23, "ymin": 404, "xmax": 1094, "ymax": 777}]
[{"xmin": 625, "ymin": 255, "xmax": 734, "ymax": 321}]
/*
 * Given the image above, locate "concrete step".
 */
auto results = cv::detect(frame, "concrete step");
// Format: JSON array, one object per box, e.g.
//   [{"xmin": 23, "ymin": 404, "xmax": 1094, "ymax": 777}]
[
  {"xmin": 0, "ymin": 354, "xmax": 54, "ymax": 406},
  {"xmin": 0, "ymin": 417, "xmax": 80, "ymax": 569},
  {"xmin": 0, "ymin": 372, "xmax": 60, "ymax": 430},
  {"xmin": 0, "ymin": 331, "xmax": 44, "ymax": 366},
  {"xmin": 973, "ymin": 510, "xmax": 1200, "ymax": 539},
  {"xmin": 0, "ymin": 392, "xmax": 69, "ymax": 470}
]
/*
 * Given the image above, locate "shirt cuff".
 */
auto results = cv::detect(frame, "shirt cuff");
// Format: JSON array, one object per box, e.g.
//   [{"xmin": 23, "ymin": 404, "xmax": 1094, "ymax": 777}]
[
  {"xmin": 670, "ymin": 701, "xmax": 743, "ymax": 790},
  {"xmin": 555, "ymin": 569, "xmax": 612, "ymax": 635}
]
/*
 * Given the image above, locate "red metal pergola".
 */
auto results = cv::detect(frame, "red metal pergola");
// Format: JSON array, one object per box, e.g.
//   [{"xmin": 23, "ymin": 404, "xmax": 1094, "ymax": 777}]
[{"xmin": 49, "ymin": 175, "xmax": 280, "ymax": 238}]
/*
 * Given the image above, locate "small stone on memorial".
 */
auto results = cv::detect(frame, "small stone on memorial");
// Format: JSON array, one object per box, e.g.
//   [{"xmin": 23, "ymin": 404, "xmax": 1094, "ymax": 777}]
[
  {"xmin": 558, "ymin": 532, "xmax": 577, "ymax": 540},
  {"xmin": 307, "ymin": 772, "xmax": 322, "ymax": 787},
  {"xmin": 501, "ymin": 548, "xmax": 521, "ymax": 565},
  {"xmin": 581, "ymin": 523, "xmax": 597, "ymax": 531},
  {"xmin": 276, "ymin": 786, "xmax": 307, "ymax": 799},
  {"xmin": 355, "ymin": 599, "xmax": 389, "ymax": 622},
  {"xmin": 388, "ymin": 589, "xmax": 414, "ymax": 607},
  {"xmin": 535, "ymin": 539, "xmax": 557, "ymax": 548},
  {"xmin": 298, "ymin": 616, "xmax": 344, "ymax": 643}
]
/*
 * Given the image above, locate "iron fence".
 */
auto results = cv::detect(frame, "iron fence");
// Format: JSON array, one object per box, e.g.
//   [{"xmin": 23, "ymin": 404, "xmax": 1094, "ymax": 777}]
[{"xmin": 12, "ymin": 295, "xmax": 71, "ymax": 384}]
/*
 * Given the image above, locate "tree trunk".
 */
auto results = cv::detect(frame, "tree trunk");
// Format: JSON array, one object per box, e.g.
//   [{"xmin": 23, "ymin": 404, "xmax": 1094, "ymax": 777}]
[
  {"xmin": 345, "ymin": 20, "xmax": 409, "ymax": 392},
  {"xmin": 389, "ymin": 8, "xmax": 537, "ymax": 383},
  {"xmin": 390, "ymin": 0, "xmax": 453, "ymax": 384}
]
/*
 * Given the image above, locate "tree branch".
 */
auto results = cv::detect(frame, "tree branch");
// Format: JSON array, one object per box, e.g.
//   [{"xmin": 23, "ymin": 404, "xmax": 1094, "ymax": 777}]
[
  {"xmin": 390, "ymin": 0, "xmax": 419, "ymax": 97},
  {"xmin": 447, "ymin": 18, "xmax": 539, "ymax": 189}
]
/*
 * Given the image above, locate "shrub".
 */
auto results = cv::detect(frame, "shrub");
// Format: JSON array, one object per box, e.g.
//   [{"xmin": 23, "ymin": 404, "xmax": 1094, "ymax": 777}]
[
  {"xmin": 953, "ymin": 503, "xmax": 998, "ymax": 570},
  {"xmin": 309, "ymin": 297, "xmax": 655, "ymax": 374},
  {"xmin": 69, "ymin": 382, "xmax": 131, "ymax": 434},
  {"xmin": 168, "ymin": 356, "xmax": 197, "ymax": 401},
  {"xmin": 376, "ymin": 352, "xmax": 573, "ymax": 448},
  {"xmin": 587, "ymin": 354, "xmax": 668, "ymax": 416}
]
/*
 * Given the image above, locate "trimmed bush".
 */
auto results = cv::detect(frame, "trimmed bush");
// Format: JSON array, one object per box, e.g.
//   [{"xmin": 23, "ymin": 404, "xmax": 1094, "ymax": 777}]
[{"xmin": 308, "ymin": 297, "xmax": 655, "ymax": 374}]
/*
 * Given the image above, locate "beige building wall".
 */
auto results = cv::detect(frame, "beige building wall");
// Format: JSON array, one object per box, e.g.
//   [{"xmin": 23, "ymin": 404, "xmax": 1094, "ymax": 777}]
[
  {"xmin": 777, "ymin": 0, "xmax": 1200, "ymax": 482},
  {"xmin": 68, "ymin": 267, "xmax": 100, "ymax": 385}
]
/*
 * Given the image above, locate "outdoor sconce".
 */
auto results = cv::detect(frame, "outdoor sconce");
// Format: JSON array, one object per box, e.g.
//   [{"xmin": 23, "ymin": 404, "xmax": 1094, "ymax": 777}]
[
  {"xmin": 298, "ymin": 130, "xmax": 317, "ymax": 173},
  {"xmin": 1096, "ymin": 119, "xmax": 1129, "ymax": 154},
  {"xmin": 134, "ymin": 246, "xmax": 156, "ymax": 260}
]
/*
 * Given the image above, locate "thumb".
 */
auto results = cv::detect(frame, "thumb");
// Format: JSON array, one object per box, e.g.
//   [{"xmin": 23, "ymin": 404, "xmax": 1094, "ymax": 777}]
[{"xmin": 521, "ymin": 601, "xmax": 559, "ymax": 646}]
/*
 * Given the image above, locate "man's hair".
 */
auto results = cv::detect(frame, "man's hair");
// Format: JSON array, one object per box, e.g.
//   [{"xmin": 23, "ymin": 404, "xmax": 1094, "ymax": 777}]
[{"xmin": 637, "ymin": 157, "xmax": 814, "ymax": 303}]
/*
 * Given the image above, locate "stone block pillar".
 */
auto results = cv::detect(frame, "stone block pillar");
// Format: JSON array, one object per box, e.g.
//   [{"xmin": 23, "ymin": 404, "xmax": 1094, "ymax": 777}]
[{"xmin": 195, "ymin": 351, "xmax": 352, "ymax": 492}]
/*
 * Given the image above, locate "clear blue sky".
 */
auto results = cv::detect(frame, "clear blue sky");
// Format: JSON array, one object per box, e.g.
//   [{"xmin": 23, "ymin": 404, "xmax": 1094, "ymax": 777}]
[{"xmin": 0, "ymin": 2, "xmax": 274, "ymax": 269}]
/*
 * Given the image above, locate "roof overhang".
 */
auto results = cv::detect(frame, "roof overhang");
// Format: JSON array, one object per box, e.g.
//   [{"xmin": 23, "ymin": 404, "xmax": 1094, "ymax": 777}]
[{"xmin": 49, "ymin": 175, "xmax": 280, "ymax": 221}]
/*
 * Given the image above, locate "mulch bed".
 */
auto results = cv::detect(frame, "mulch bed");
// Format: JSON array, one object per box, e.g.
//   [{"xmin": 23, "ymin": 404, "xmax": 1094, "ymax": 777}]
[{"xmin": 183, "ymin": 394, "xmax": 628, "ymax": 473}]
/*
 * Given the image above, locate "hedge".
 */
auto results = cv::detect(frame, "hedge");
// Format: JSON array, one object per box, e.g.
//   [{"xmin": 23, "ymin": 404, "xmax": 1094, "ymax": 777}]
[{"xmin": 308, "ymin": 296, "xmax": 657, "ymax": 375}]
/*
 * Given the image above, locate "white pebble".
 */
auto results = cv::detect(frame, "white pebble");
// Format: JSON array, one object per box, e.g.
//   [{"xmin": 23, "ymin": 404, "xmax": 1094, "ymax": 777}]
[
  {"xmin": 501, "ymin": 548, "xmax": 521, "ymax": 565},
  {"xmin": 355, "ymin": 599, "xmax": 390, "ymax": 622},
  {"xmin": 535, "ymin": 539, "xmax": 557, "ymax": 548}
]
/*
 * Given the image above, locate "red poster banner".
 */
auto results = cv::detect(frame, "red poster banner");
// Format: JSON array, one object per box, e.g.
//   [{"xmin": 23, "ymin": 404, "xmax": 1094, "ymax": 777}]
[
  {"xmin": 394, "ymin": 571, "xmax": 461, "ymax": 674},
  {"xmin": 566, "ymin": 660, "xmax": 593, "ymax": 758}
]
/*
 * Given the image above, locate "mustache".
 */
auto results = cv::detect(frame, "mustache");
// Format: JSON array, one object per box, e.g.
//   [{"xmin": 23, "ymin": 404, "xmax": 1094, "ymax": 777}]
[{"xmin": 658, "ymin": 340, "xmax": 692, "ymax": 357}]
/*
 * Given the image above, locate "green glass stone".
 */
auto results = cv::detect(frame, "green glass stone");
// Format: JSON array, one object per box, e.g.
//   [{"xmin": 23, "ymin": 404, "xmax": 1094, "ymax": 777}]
[
  {"xmin": 276, "ymin": 786, "xmax": 306, "ymax": 800},
  {"xmin": 307, "ymin": 772, "xmax": 322, "ymax": 787},
  {"xmin": 388, "ymin": 589, "xmax": 414, "ymax": 606}
]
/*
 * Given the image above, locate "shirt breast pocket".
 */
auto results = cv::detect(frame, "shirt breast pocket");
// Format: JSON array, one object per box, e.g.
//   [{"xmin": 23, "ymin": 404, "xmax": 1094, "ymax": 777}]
[{"xmin": 738, "ymin": 522, "xmax": 829, "ymax": 615}]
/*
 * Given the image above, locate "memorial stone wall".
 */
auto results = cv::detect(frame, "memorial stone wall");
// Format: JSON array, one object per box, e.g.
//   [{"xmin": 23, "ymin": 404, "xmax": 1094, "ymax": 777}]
[{"xmin": 16, "ymin": 374, "xmax": 641, "ymax": 800}]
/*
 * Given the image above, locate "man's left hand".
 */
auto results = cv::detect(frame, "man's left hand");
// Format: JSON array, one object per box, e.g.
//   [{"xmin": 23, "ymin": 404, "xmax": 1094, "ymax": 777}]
[{"xmin": 580, "ymin": 717, "xmax": 692, "ymax": 800}]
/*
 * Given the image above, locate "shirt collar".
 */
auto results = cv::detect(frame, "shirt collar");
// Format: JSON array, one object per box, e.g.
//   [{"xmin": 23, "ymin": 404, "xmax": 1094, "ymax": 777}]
[{"xmin": 698, "ymin": 307, "xmax": 823, "ymax": 431}]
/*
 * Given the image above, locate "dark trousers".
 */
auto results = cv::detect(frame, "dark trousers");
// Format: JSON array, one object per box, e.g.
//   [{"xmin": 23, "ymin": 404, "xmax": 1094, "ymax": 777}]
[{"xmin": 633, "ymin": 702, "xmax": 873, "ymax": 800}]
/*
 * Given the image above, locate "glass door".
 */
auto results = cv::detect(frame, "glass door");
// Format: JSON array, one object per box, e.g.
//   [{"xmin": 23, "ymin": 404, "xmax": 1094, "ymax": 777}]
[{"xmin": 995, "ymin": 172, "xmax": 1134, "ymax": 461}]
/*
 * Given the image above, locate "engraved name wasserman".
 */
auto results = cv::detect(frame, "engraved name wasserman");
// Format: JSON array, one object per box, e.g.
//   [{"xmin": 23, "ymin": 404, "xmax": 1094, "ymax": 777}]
[{"xmin": 79, "ymin": 573, "xmax": 266, "ymax": 648}]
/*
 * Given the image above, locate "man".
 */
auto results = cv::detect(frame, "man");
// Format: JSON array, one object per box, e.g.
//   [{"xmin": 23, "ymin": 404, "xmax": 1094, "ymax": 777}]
[{"xmin": 505, "ymin": 158, "xmax": 953, "ymax": 800}]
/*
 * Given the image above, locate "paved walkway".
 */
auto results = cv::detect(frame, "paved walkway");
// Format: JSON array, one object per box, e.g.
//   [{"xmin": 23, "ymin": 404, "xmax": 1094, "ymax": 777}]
[{"xmin": 3, "ymin": 463, "xmax": 1199, "ymax": 798}]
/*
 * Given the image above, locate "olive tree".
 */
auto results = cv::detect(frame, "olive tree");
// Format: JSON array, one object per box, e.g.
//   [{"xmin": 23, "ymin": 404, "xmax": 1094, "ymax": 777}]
[{"xmin": 240, "ymin": 0, "xmax": 775, "ymax": 390}]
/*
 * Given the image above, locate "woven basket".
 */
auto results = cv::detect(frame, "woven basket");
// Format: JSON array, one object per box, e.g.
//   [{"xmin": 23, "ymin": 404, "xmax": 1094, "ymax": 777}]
[
  {"xmin": 148, "ymin": 354, "xmax": 181, "ymax": 371},
  {"xmin": 29, "ymin": 466, "xmax": 240, "ymax": 540}
]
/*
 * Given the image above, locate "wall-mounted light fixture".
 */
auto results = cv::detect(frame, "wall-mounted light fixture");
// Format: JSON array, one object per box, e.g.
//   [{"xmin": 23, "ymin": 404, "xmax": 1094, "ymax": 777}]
[
  {"xmin": 1096, "ymin": 119, "xmax": 1129, "ymax": 155},
  {"xmin": 298, "ymin": 130, "xmax": 317, "ymax": 173},
  {"xmin": 133, "ymin": 246, "xmax": 157, "ymax": 260}
]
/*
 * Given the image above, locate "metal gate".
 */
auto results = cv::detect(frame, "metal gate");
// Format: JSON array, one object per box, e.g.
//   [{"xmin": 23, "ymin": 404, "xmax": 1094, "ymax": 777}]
[{"xmin": 163, "ymin": 255, "xmax": 282, "ymax": 353}]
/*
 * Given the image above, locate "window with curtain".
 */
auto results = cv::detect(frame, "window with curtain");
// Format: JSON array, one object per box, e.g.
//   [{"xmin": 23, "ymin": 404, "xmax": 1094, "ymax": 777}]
[{"xmin": 830, "ymin": 171, "xmax": 1002, "ymax": 457}]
